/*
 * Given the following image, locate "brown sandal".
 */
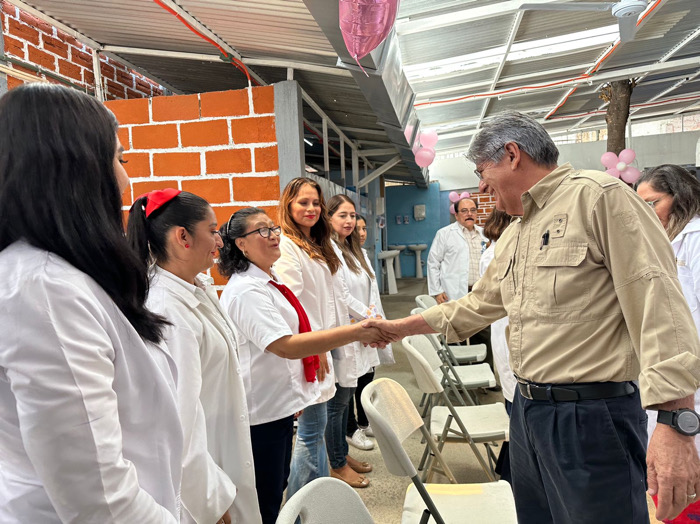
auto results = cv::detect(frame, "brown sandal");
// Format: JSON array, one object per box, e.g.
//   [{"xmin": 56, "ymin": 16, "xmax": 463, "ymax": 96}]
[
  {"xmin": 346, "ymin": 454, "xmax": 373, "ymax": 473},
  {"xmin": 330, "ymin": 468, "xmax": 370, "ymax": 488}
]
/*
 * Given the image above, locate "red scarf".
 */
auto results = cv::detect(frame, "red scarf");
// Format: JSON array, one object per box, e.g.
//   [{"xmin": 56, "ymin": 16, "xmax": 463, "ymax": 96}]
[{"xmin": 268, "ymin": 280, "xmax": 320, "ymax": 382}]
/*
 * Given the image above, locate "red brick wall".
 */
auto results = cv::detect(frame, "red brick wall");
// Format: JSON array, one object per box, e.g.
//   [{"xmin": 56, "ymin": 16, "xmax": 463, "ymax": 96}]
[
  {"xmin": 472, "ymin": 192, "xmax": 496, "ymax": 226},
  {"xmin": 105, "ymin": 86, "xmax": 280, "ymax": 290},
  {"xmin": 1, "ymin": 1, "xmax": 162, "ymax": 98}
]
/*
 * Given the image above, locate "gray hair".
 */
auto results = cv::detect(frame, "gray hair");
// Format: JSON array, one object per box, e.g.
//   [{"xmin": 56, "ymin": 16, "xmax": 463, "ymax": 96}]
[
  {"xmin": 637, "ymin": 164, "xmax": 700, "ymax": 241},
  {"xmin": 467, "ymin": 111, "xmax": 559, "ymax": 167}
]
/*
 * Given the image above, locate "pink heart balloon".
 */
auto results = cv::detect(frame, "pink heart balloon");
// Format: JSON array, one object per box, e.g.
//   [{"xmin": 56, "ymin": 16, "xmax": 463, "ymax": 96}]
[
  {"xmin": 415, "ymin": 147, "xmax": 436, "ymax": 168},
  {"xmin": 339, "ymin": 0, "xmax": 400, "ymax": 68},
  {"xmin": 459, "ymin": 191, "xmax": 471, "ymax": 200},
  {"xmin": 619, "ymin": 149, "xmax": 636, "ymax": 165},
  {"xmin": 621, "ymin": 166, "xmax": 641, "ymax": 184},
  {"xmin": 606, "ymin": 168, "xmax": 621, "ymax": 178},
  {"xmin": 448, "ymin": 191, "xmax": 460, "ymax": 203},
  {"xmin": 420, "ymin": 130, "xmax": 439, "ymax": 149},
  {"xmin": 601, "ymin": 152, "xmax": 619, "ymax": 169}
]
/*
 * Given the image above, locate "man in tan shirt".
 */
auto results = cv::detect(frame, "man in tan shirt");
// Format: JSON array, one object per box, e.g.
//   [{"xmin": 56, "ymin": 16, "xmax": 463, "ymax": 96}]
[{"xmin": 365, "ymin": 112, "xmax": 700, "ymax": 522}]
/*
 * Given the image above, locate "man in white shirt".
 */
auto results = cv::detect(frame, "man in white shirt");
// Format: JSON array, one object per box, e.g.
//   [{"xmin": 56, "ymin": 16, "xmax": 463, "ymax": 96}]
[{"xmin": 428, "ymin": 197, "xmax": 486, "ymax": 304}]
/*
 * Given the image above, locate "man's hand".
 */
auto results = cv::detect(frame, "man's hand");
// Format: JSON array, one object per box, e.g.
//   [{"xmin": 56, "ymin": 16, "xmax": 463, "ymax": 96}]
[
  {"xmin": 435, "ymin": 292, "xmax": 448, "ymax": 304},
  {"xmin": 362, "ymin": 318, "xmax": 408, "ymax": 344},
  {"xmin": 647, "ymin": 423, "xmax": 700, "ymax": 520},
  {"xmin": 356, "ymin": 325, "xmax": 392, "ymax": 347}
]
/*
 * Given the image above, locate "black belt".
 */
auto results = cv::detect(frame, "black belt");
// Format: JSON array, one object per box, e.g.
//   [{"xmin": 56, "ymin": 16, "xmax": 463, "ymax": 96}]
[{"xmin": 517, "ymin": 380, "xmax": 636, "ymax": 402}]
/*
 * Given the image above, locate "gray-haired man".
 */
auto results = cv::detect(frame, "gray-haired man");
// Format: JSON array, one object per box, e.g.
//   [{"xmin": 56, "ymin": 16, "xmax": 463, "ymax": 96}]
[{"xmin": 365, "ymin": 112, "xmax": 700, "ymax": 522}]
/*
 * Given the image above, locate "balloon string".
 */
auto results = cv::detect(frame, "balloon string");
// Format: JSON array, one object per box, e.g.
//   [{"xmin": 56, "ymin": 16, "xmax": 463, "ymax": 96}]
[{"xmin": 354, "ymin": 55, "xmax": 369, "ymax": 78}]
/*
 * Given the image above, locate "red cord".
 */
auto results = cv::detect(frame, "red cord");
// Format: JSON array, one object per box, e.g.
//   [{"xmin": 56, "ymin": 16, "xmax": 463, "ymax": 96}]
[
  {"xmin": 152, "ymin": 0, "xmax": 254, "ymax": 85},
  {"xmin": 548, "ymin": 93, "xmax": 700, "ymax": 120}
]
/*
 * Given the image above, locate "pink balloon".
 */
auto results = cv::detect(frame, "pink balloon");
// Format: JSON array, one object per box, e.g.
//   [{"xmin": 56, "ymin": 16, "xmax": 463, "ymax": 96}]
[
  {"xmin": 415, "ymin": 147, "xmax": 436, "ymax": 168},
  {"xmin": 459, "ymin": 191, "xmax": 471, "ymax": 200},
  {"xmin": 420, "ymin": 130, "xmax": 439, "ymax": 149},
  {"xmin": 606, "ymin": 168, "xmax": 621, "ymax": 178},
  {"xmin": 601, "ymin": 152, "xmax": 619, "ymax": 169},
  {"xmin": 339, "ymin": 0, "xmax": 400, "ymax": 67},
  {"xmin": 619, "ymin": 149, "xmax": 636, "ymax": 164},
  {"xmin": 412, "ymin": 141, "xmax": 420, "ymax": 155},
  {"xmin": 449, "ymin": 206, "xmax": 456, "ymax": 215},
  {"xmin": 448, "ymin": 191, "xmax": 461, "ymax": 203},
  {"xmin": 621, "ymin": 167, "xmax": 641, "ymax": 184}
]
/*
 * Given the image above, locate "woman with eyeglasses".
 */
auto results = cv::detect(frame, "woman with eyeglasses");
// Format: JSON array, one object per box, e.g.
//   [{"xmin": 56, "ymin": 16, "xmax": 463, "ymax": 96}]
[
  {"xmin": 128, "ymin": 190, "xmax": 259, "ymax": 524},
  {"xmin": 217, "ymin": 207, "xmax": 386, "ymax": 522},
  {"xmin": 0, "ymin": 84, "xmax": 182, "ymax": 522},
  {"xmin": 636, "ymin": 165, "xmax": 700, "ymax": 524}
]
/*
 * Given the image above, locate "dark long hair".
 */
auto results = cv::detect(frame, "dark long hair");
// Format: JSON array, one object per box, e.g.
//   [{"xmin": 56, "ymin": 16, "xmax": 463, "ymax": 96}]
[
  {"xmin": 483, "ymin": 208, "xmax": 512, "ymax": 242},
  {"xmin": 0, "ymin": 84, "xmax": 165, "ymax": 343},
  {"xmin": 327, "ymin": 194, "xmax": 374, "ymax": 279},
  {"xmin": 217, "ymin": 207, "xmax": 267, "ymax": 277},
  {"xmin": 127, "ymin": 191, "xmax": 211, "ymax": 266},
  {"xmin": 278, "ymin": 177, "xmax": 340, "ymax": 274},
  {"xmin": 637, "ymin": 164, "xmax": 700, "ymax": 241}
]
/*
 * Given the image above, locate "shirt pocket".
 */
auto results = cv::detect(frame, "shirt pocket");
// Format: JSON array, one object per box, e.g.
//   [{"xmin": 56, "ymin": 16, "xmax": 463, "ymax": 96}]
[
  {"xmin": 497, "ymin": 255, "xmax": 515, "ymax": 307},
  {"xmin": 534, "ymin": 243, "xmax": 591, "ymax": 314}
]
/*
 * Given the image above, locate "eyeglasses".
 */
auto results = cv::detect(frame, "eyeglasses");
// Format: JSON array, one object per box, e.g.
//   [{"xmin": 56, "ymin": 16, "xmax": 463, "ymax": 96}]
[
  {"xmin": 238, "ymin": 225, "xmax": 282, "ymax": 239},
  {"xmin": 646, "ymin": 199, "xmax": 660, "ymax": 209},
  {"xmin": 473, "ymin": 146, "xmax": 504, "ymax": 180},
  {"xmin": 458, "ymin": 207, "xmax": 478, "ymax": 214}
]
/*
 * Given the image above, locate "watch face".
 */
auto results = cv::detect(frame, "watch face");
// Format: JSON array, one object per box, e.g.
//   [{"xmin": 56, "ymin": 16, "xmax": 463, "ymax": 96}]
[{"xmin": 677, "ymin": 411, "xmax": 700, "ymax": 435}]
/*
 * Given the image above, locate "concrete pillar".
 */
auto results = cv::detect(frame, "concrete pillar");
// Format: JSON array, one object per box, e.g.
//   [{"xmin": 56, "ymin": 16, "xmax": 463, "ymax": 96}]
[
  {"xmin": 274, "ymin": 80, "xmax": 305, "ymax": 190},
  {"xmin": 0, "ymin": 32, "xmax": 7, "ymax": 96}
]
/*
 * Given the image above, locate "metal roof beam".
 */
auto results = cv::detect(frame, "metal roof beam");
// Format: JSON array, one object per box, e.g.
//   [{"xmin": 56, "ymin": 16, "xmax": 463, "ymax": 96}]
[
  {"xmin": 476, "ymin": 11, "xmax": 523, "ymax": 131},
  {"xmin": 357, "ymin": 148, "xmax": 397, "ymax": 156},
  {"xmin": 396, "ymin": 0, "xmax": 561, "ymax": 36},
  {"xmin": 358, "ymin": 156, "xmax": 402, "ymax": 188}
]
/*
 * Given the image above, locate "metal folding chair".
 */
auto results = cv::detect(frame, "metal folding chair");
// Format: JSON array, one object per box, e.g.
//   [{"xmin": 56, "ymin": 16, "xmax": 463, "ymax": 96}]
[
  {"xmin": 361, "ymin": 378, "xmax": 517, "ymax": 524},
  {"xmin": 415, "ymin": 294, "xmax": 438, "ymax": 309}
]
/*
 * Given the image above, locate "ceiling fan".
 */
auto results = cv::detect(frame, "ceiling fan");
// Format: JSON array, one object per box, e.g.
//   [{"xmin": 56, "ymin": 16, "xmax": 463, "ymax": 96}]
[{"xmin": 519, "ymin": 0, "xmax": 648, "ymax": 43}]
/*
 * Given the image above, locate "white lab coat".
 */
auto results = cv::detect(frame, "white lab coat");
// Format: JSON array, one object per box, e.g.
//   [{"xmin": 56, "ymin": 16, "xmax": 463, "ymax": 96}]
[
  {"xmin": 332, "ymin": 241, "xmax": 380, "ymax": 387},
  {"xmin": 0, "ymin": 241, "xmax": 183, "ymax": 524},
  {"xmin": 480, "ymin": 242, "xmax": 517, "ymax": 403},
  {"xmin": 273, "ymin": 235, "xmax": 340, "ymax": 402},
  {"xmin": 220, "ymin": 264, "xmax": 320, "ymax": 426},
  {"xmin": 647, "ymin": 216, "xmax": 700, "ymax": 453},
  {"xmin": 147, "ymin": 267, "xmax": 261, "ymax": 524},
  {"xmin": 363, "ymin": 248, "xmax": 394, "ymax": 365},
  {"xmin": 427, "ymin": 222, "xmax": 487, "ymax": 300}
]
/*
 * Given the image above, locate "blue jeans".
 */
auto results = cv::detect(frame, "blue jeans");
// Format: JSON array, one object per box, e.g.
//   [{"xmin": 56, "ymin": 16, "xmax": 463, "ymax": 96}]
[
  {"xmin": 287, "ymin": 401, "xmax": 329, "ymax": 499},
  {"xmin": 325, "ymin": 384, "xmax": 356, "ymax": 469}
]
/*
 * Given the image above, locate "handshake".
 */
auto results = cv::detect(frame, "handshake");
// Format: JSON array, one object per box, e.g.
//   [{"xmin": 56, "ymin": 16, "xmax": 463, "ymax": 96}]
[{"xmin": 356, "ymin": 317, "xmax": 410, "ymax": 348}]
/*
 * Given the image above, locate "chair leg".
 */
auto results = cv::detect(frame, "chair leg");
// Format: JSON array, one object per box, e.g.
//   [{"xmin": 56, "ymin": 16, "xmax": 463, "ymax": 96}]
[{"xmin": 410, "ymin": 475, "xmax": 445, "ymax": 524}]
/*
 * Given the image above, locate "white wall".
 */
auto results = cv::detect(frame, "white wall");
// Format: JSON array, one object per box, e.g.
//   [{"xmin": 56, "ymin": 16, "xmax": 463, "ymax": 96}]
[
  {"xmin": 557, "ymin": 131, "xmax": 700, "ymax": 172},
  {"xmin": 428, "ymin": 155, "xmax": 480, "ymax": 191}
]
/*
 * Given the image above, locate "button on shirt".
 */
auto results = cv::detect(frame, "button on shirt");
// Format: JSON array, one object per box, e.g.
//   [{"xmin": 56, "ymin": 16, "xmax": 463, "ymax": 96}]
[
  {"xmin": 422, "ymin": 164, "xmax": 700, "ymax": 408},
  {"xmin": 220, "ymin": 264, "xmax": 320, "ymax": 426}
]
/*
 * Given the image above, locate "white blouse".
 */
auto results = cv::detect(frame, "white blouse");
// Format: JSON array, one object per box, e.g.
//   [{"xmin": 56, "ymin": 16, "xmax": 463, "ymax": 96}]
[
  {"xmin": 362, "ymin": 248, "xmax": 394, "ymax": 365},
  {"xmin": 147, "ymin": 267, "xmax": 261, "ymax": 524},
  {"xmin": 333, "ymin": 241, "xmax": 380, "ymax": 387},
  {"xmin": 273, "ymin": 235, "xmax": 342, "ymax": 403},
  {"xmin": 221, "ymin": 264, "xmax": 320, "ymax": 425},
  {"xmin": 0, "ymin": 241, "xmax": 183, "ymax": 524}
]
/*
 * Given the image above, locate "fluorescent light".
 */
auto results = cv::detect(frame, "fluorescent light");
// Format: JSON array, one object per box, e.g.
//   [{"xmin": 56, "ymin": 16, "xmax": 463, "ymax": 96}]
[{"xmin": 304, "ymin": 138, "xmax": 313, "ymax": 146}]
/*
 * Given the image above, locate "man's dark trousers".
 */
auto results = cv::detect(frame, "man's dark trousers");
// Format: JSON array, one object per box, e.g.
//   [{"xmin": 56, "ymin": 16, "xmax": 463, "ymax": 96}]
[{"xmin": 509, "ymin": 386, "xmax": 649, "ymax": 523}]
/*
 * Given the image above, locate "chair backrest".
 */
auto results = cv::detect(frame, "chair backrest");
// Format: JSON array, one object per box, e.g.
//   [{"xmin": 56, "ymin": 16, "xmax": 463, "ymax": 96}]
[
  {"xmin": 406, "ymin": 334, "xmax": 443, "ymax": 373},
  {"xmin": 415, "ymin": 294, "xmax": 438, "ymax": 309},
  {"xmin": 403, "ymin": 336, "xmax": 444, "ymax": 395},
  {"xmin": 410, "ymin": 307, "xmax": 425, "ymax": 316},
  {"xmin": 276, "ymin": 477, "xmax": 374, "ymax": 524},
  {"xmin": 361, "ymin": 378, "xmax": 424, "ymax": 478}
]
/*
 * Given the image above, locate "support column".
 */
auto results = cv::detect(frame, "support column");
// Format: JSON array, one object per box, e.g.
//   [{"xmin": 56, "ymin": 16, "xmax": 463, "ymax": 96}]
[
  {"xmin": 0, "ymin": 30, "xmax": 7, "ymax": 95},
  {"xmin": 274, "ymin": 80, "xmax": 305, "ymax": 189}
]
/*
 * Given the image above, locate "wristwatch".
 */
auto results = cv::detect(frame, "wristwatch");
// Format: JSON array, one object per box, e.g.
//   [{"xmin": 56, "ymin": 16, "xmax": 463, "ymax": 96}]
[{"xmin": 657, "ymin": 409, "xmax": 700, "ymax": 436}]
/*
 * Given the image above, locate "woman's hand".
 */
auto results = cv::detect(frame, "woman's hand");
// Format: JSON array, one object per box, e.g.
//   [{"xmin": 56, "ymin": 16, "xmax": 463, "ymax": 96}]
[
  {"xmin": 219, "ymin": 510, "xmax": 231, "ymax": 524},
  {"xmin": 317, "ymin": 353, "xmax": 330, "ymax": 382}
]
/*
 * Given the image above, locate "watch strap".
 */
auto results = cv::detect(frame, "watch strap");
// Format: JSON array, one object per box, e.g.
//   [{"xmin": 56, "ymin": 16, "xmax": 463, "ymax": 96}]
[{"xmin": 657, "ymin": 410, "xmax": 675, "ymax": 426}]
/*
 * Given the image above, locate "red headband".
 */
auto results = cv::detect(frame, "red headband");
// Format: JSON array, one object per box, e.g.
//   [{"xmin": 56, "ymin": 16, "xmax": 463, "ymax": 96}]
[{"xmin": 134, "ymin": 188, "xmax": 182, "ymax": 218}]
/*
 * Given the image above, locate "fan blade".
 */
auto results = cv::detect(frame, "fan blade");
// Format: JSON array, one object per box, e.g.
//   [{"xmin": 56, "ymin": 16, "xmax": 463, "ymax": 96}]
[
  {"xmin": 618, "ymin": 15, "xmax": 638, "ymax": 42},
  {"xmin": 520, "ymin": 2, "xmax": 615, "ymax": 12}
]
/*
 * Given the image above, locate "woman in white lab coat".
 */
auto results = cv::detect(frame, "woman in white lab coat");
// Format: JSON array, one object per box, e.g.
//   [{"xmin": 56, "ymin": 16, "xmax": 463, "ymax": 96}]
[
  {"xmin": 0, "ymin": 84, "xmax": 183, "ymax": 523},
  {"xmin": 637, "ymin": 165, "xmax": 700, "ymax": 523},
  {"xmin": 325, "ymin": 195, "xmax": 383, "ymax": 487},
  {"xmin": 217, "ymin": 207, "xmax": 387, "ymax": 523},
  {"xmin": 128, "ymin": 190, "xmax": 259, "ymax": 524},
  {"xmin": 346, "ymin": 215, "xmax": 394, "ymax": 450},
  {"xmin": 273, "ymin": 177, "xmax": 345, "ymax": 498}
]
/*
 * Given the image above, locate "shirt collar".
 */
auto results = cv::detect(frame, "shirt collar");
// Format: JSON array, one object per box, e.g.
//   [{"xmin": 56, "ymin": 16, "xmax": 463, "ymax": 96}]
[
  {"xmin": 152, "ymin": 266, "xmax": 204, "ymax": 308},
  {"xmin": 525, "ymin": 163, "xmax": 574, "ymax": 210},
  {"xmin": 241, "ymin": 262, "xmax": 279, "ymax": 282},
  {"xmin": 674, "ymin": 215, "xmax": 700, "ymax": 245}
]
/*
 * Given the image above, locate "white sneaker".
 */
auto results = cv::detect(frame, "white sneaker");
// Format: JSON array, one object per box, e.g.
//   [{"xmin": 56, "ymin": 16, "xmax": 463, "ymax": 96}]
[
  {"xmin": 360, "ymin": 424, "xmax": 374, "ymax": 438},
  {"xmin": 346, "ymin": 429, "xmax": 374, "ymax": 450}
]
